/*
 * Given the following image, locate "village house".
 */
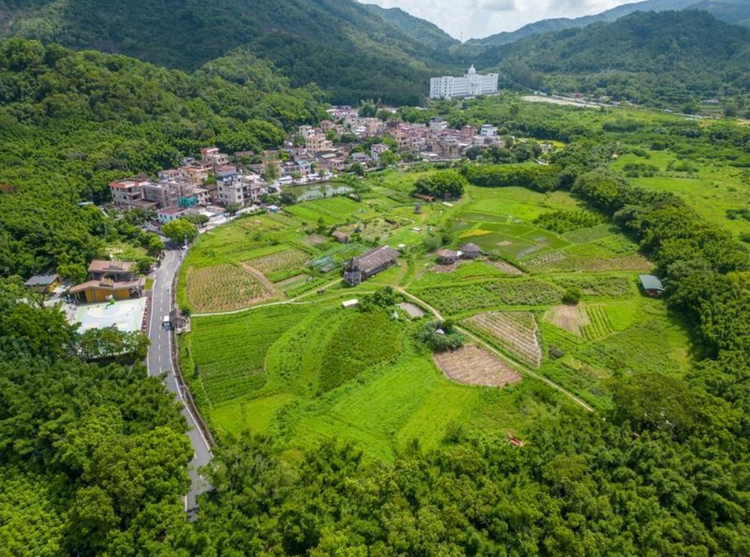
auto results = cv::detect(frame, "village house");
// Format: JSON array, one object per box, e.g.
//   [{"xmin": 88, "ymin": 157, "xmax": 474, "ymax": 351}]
[
  {"xmin": 216, "ymin": 172, "xmax": 267, "ymax": 207},
  {"xmin": 430, "ymin": 117, "xmax": 449, "ymax": 131},
  {"xmin": 109, "ymin": 179, "xmax": 156, "ymax": 210},
  {"xmin": 459, "ymin": 243, "xmax": 482, "ymax": 259},
  {"xmin": 70, "ymin": 260, "xmax": 145, "ymax": 304},
  {"xmin": 436, "ymin": 249, "xmax": 461, "ymax": 265},
  {"xmin": 343, "ymin": 246, "xmax": 399, "ymax": 286},
  {"xmin": 480, "ymin": 124, "xmax": 498, "ymax": 137},
  {"xmin": 332, "ymin": 230, "xmax": 350, "ymax": 244},
  {"xmin": 371, "ymin": 143, "xmax": 390, "ymax": 161},
  {"xmin": 158, "ymin": 206, "xmax": 189, "ymax": 224},
  {"xmin": 201, "ymin": 147, "xmax": 230, "ymax": 169},
  {"xmin": 24, "ymin": 272, "xmax": 60, "ymax": 295},
  {"xmin": 306, "ymin": 135, "xmax": 334, "ymax": 154}
]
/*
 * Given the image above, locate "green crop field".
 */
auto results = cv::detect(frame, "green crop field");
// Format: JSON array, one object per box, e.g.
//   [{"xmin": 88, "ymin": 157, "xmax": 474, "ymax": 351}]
[{"xmin": 179, "ymin": 166, "xmax": 695, "ymax": 460}]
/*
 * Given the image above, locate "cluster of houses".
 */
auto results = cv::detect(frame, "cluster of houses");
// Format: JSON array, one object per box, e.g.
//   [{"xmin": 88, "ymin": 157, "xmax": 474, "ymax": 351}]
[
  {"xmin": 109, "ymin": 147, "xmax": 283, "ymax": 219},
  {"xmin": 436, "ymin": 243, "xmax": 482, "ymax": 265}
]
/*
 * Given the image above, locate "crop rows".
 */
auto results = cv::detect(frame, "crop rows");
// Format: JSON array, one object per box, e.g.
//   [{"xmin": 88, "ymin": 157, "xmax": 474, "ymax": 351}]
[
  {"xmin": 247, "ymin": 248, "xmax": 309, "ymax": 276},
  {"xmin": 553, "ymin": 276, "xmax": 632, "ymax": 298},
  {"xmin": 523, "ymin": 250, "xmax": 567, "ymax": 266},
  {"xmin": 191, "ymin": 305, "xmax": 311, "ymax": 405},
  {"xmin": 583, "ymin": 305, "xmax": 615, "ymax": 340},
  {"xmin": 530, "ymin": 254, "xmax": 652, "ymax": 273},
  {"xmin": 465, "ymin": 311, "xmax": 543, "ymax": 368},
  {"xmin": 320, "ymin": 311, "xmax": 402, "ymax": 393},
  {"xmin": 412, "ymin": 262, "xmax": 503, "ymax": 287},
  {"xmin": 412, "ymin": 279, "xmax": 563, "ymax": 315},
  {"xmin": 563, "ymin": 224, "xmax": 617, "ymax": 244},
  {"xmin": 187, "ymin": 264, "xmax": 272, "ymax": 313}
]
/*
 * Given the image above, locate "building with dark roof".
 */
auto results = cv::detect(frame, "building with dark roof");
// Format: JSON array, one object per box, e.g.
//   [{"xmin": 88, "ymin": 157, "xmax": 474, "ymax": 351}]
[
  {"xmin": 343, "ymin": 246, "xmax": 399, "ymax": 286},
  {"xmin": 24, "ymin": 272, "xmax": 59, "ymax": 294},
  {"xmin": 436, "ymin": 249, "xmax": 460, "ymax": 265},
  {"xmin": 459, "ymin": 243, "xmax": 481, "ymax": 259},
  {"xmin": 639, "ymin": 274, "xmax": 665, "ymax": 297}
]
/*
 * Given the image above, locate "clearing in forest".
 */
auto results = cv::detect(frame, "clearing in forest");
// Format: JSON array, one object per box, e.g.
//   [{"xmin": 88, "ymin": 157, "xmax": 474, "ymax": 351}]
[
  {"xmin": 434, "ymin": 345, "xmax": 522, "ymax": 387},
  {"xmin": 187, "ymin": 264, "xmax": 274, "ymax": 313},
  {"xmin": 465, "ymin": 311, "xmax": 543, "ymax": 368},
  {"xmin": 546, "ymin": 304, "xmax": 590, "ymax": 336}
]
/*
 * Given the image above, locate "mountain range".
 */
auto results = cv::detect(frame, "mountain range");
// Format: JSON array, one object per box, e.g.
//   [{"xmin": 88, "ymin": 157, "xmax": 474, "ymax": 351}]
[
  {"xmin": 466, "ymin": 0, "xmax": 750, "ymax": 48},
  {"xmin": 1, "ymin": 0, "xmax": 750, "ymax": 106}
]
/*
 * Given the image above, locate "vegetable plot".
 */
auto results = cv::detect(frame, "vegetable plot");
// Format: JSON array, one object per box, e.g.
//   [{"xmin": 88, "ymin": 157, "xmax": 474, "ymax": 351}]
[
  {"xmin": 186, "ymin": 264, "xmax": 273, "ymax": 313},
  {"xmin": 465, "ymin": 311, "xmax": 543, "ymax": 368}
]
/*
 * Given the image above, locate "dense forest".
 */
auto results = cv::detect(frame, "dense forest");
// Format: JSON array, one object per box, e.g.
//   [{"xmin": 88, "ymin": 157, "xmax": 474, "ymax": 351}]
[
  {"xmin": 463, "ymin": 0, "xmax": 750, "ymax": 49},
  {"xmin": 0, "ymin": 40, "xmax": 325, "ymax": 277},
  {"xmin": 490, "ymin": 11, "xmax": 750, "ymax": 106},
  {"xmin": 2, "ymin": 1, "xmax": 750, "ymax": 553},
  {"xmin": 0, "ymin": 0, "xmax": 454, "ymax": 104}
]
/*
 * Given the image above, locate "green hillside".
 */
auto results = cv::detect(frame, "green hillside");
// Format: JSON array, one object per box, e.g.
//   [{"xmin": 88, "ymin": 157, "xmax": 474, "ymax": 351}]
[
  {"xmin": 488, "ymin": 11, "xmax": 750, "ymax": 106},
  {"xmin": 363, "ymin": 3, "xmax": 459, "ymax": 51},
  {"xmin": 0, "ymin": 0, "xmax": 456, "ymax": 104},
  {"xmin": 0, "ymin": 39, "xmax": 325, "ymax": 276},
  {"xmin": 465, "ymin": 0, "xmax": 750, "ymax": 48}
]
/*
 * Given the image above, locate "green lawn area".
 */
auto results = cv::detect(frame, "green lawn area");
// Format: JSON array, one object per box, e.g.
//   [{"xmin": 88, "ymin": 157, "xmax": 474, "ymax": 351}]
[{"xmin": 611, "ymin": 150, "xmax": 750, "ymax": 236}]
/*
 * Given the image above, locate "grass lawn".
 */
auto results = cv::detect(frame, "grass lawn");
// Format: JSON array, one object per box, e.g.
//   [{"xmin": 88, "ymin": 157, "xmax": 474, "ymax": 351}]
[{"xmin": 612, "ymin": 150, "xmax": 750, "ymax": 236}]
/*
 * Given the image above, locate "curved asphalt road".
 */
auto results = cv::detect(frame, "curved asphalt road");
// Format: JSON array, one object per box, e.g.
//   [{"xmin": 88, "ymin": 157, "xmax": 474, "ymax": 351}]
[{"xmin": 146, "ymin": 247, "xmax": 212, "ymax": 515}]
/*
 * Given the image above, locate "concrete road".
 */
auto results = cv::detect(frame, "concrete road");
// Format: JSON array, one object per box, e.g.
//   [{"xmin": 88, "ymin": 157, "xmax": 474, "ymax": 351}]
[{"xmin": 146, "ymin": 247, "xmax": 212, "ymax": 515}]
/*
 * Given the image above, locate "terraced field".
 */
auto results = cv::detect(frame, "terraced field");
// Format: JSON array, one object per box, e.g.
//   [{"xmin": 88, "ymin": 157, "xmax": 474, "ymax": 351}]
[{"xmin": 465, "ymin": 311, "xmax": 543, "ymax": 368}]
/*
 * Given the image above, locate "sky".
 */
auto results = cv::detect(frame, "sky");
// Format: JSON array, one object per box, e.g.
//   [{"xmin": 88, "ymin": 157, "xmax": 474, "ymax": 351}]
[{"xmin": 367, "ymin": 0, "xmax": 638, "ymax": 40}]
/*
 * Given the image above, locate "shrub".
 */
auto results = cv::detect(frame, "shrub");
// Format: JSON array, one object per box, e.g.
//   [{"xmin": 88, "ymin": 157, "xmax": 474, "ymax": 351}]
[
  {"xmin": 417, "ymin": 320, "xmax": 464, "ymax": 352},
  {"xmin": 562, "ymin": 287, "xmax": 582, "ymax": 305}
]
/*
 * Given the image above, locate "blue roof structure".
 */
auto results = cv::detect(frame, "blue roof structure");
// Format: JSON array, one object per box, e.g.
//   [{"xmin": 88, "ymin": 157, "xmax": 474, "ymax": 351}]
[{"xmin": 639, "ymin": 274, "xmax": 665, "ymax": 292}]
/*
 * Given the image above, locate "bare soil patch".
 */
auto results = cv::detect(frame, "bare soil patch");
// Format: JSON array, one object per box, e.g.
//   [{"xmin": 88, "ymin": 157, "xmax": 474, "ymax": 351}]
[
  {"xmin": 398, "ymin": 302, "xmax": 425, "ymax": 318},
  {"xmin": 434, "ymin": 345, "xmax": 522, "ymax": 388},
  {"xmin": 546, "ymin": 304, "xmax": 589, "ymax": 336},
  {"xmin": 486, "ymin": 259, "xmax": 524, "ymax": 276},
  {"xmin": 306, "ymin": 234, "xmax": 328, "ymax": 246}
]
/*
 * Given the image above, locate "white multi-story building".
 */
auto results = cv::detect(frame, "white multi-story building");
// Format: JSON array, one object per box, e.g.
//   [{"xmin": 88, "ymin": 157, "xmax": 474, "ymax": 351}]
[{"xmin": 430, "ymin": 65, "xmax": 499, "ymax": 100}]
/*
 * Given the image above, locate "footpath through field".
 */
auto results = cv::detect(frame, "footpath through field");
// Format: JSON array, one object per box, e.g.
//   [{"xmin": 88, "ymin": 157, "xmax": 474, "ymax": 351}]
[{"xmin": 397, "ymin": 288, "xmax": 595, "ymax": 413}]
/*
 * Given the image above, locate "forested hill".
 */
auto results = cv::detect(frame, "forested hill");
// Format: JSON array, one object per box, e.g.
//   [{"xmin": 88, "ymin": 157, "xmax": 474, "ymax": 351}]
[
  {"xmin": 0, "ymin": 0, "xmax": 456, "ymax": 104},
  {"xmin": 487, "ymin": 10, "xmax": 750, "ymax": 106},
  {"xmin": 0, "ymin": 39, "xmax": 325, "ymax": 277},
  {"xmin": 464, "ymin": 0, "xmax": 750, "ymax": 48},
  {"xmin": 363, "ymin": 4, "xmax": 460, "ymax": 51}
]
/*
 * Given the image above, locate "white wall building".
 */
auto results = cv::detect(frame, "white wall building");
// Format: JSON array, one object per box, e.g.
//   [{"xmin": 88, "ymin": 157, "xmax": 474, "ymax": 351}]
[{"xmin": 430, "ymin": 65, "xmax": 499, "ymax": 100}]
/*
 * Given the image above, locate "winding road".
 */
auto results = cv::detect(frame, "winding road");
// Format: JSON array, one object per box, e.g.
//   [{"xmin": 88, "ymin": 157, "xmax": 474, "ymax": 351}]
[{"xmin": 146, "ymin": 247, "xmax": 212, "ymax": 515}]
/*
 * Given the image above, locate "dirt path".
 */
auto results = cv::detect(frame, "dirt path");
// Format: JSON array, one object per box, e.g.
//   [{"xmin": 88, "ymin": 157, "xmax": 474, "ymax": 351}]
[{"xmin": 397, "ymin": 288, "xmax": 595, "ymax": 413}]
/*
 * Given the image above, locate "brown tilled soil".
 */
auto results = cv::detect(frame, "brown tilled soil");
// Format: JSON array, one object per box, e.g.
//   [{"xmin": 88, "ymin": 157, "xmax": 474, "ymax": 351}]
[
  {"xmin": 486, "ymin": 259, "xmax": 524, "ymax": 276},
  {"xmin": 546, "ymin": 304, "xmax": 589, "ymax": 335},
  {"xmin": 434, "ymin": 345, "xmax": 522, "ymax": 388}
]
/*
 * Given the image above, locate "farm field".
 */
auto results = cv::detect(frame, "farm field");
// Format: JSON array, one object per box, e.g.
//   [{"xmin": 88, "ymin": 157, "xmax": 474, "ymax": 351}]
[
  {"xmin": 611, "ymin": 150, "xmax": 750, "ymax": 237},
  {"xmin": 179, "ymin": 167, "xmax": 694, "ymax": 461}
]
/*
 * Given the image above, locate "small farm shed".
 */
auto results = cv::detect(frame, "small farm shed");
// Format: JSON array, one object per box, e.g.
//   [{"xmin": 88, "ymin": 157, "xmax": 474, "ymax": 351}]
[
  {"xmin": 24, "ymin": 272, "xmax": 59, "ymax": 294},
  {"xmin": 332, "ymin": 230, "xmax": 350, "ymax": 244},
  {"xmin": 342, "ymin": 299, "xmax": 359, "ymax": 309},
  {"xmin": 437, "ymin": 249, "xmax": 460, "ymax": 265},
  {"xmin": 459, "ymin": 243, "xmax": 481, "ymax": 259},
  {"xmin": 639, "ymin": 274, "xmax": 665, "ymax": 297}
]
